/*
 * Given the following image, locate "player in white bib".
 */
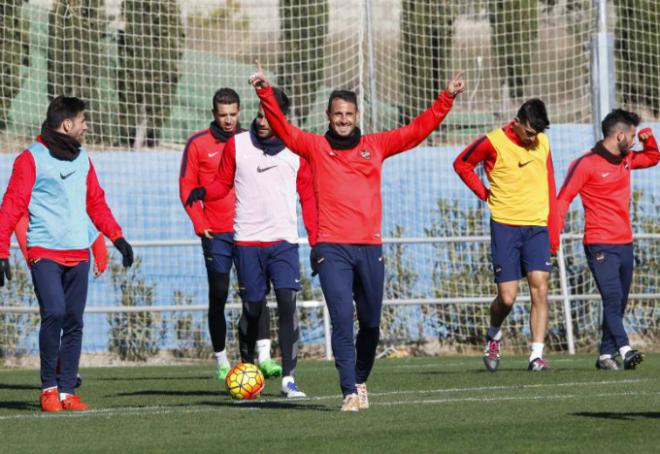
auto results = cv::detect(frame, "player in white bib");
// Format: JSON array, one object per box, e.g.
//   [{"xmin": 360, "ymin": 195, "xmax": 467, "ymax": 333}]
[{"xmin": 186, "ymin": 88, "xmax": 318, "ymax": 397}]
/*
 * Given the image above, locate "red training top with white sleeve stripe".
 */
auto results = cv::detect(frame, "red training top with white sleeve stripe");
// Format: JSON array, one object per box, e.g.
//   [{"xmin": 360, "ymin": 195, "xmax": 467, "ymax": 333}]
[
  {"xmin": 179, "ymin": 128, "xmax": 236, "ymax": 235},
  {"xmin": 557, "ymin": 129, "xmax": 660, "ymax": 244},
  {"xmin": 256, "ymin": 85, "xmax": 454, "ymax": 244}
]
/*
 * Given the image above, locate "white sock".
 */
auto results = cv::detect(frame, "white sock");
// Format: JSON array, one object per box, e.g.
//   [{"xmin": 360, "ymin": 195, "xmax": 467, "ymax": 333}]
[
  {"xmin": 214, "ymin": 350, "xmax": 229, "ymax": 368},
  {"xmin": 256, "ymin": 339, "xmax": 271, "ymax": 364},
  {"xmin": 282, "ymin": 375, "xmax": 295, "ymax": 387},
  {"xmin": 43, "ymin": 386, "xmax": 57, "ymax": 393},
  {"xmin": 59, "ymin": 392, "xmax": 73, "ymax": 401},
  {"xmin": 599, "ymin": 353, "xmax": 613, "ymax": 361},
  {"xmin": 619, "ymin": 346, "xmax": 632, "ymax": 358},
  {"xmin": 487, "ymin": 326, "xmax": 502, "ymax": 341},
  {"xmin": 530, "ymin": 343, "xmax": 544, "ymax": 361}
]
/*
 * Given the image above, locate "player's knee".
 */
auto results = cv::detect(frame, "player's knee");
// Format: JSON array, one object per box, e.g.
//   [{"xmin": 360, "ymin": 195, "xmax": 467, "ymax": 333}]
[{"xmin": 497, "ymin": 291, "xmax": 516, "ymax": 307}]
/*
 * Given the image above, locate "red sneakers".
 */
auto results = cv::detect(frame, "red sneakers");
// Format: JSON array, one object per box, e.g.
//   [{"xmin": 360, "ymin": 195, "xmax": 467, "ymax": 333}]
[
  {"xmin": 40, "ymin": 388, "xmax": 63, "ymax": 412},
  {"xmin": 61, "ymin": 395, "xmax": 89, "ymax": 411}
]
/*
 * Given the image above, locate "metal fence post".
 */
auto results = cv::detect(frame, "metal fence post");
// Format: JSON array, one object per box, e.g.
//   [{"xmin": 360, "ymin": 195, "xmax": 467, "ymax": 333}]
[
  {"xmin": 322, "ymin": 303, "xmax": 332, "ymax": 361},
  {"xmin": 557, "ymin": 237, "xmax": 576, "ymax": 354},
  {"xmin": 590, "ymin": 0, "xmax": 615, "ymax": 141}
]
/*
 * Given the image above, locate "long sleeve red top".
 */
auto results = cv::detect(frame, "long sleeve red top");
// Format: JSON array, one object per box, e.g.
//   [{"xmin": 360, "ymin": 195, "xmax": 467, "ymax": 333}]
[
  {"xmin": 256, "ymin": 85, "xmax": 454, "ymax": 244},
  {"xmin": 0, "ymin": 141, "xmax": 123, "ymax": 265},
  {"xmin": 179, "ymin": 128, "xmax": 236, "ymax": 235},
  {"xmin": 453, "ymin": 124, "xmax": 560, "ymax": 253},
  {"xmin": 204, "ymin": 136, "xmax": 319, "ymax": 246},
  {"xmin": 557, "ymin": 130, "xmax": 660, "ymax": 244}
]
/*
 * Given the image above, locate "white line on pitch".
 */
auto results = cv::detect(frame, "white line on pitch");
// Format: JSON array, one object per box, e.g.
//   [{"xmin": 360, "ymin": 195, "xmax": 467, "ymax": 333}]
[
  {"xmin": 0, "ymin": 378, "xmax": 648, "ymax": 421},
  {"xmin": 379, "ymin": 391, "xmax": 660, "ymax": 407}
]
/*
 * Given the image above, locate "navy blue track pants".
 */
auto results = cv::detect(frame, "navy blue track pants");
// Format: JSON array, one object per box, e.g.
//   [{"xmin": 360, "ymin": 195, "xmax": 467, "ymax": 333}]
[
  {"xmin": 584, "ymin": 243, "xmax": 633, "ymax": 355},
  {"xmin": 316, "ymin": 243, "xmax": 384, "ymax": 396},
  {"xmin": 31, "ymin": 259, "xmax": 89, "ymax": 394}
]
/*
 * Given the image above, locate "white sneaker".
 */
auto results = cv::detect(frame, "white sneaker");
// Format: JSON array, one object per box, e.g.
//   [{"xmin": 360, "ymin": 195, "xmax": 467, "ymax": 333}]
[
  {"xmin": 340, "ymin": 393, "xmax": 359, "ymax": 412},
  {"xmin": 356, "ymin": 383, "xmax": 369, "ymax": 409},
  {"xmin": 281, "ymin": 376, "xmax": 306, "ymax": 398}
]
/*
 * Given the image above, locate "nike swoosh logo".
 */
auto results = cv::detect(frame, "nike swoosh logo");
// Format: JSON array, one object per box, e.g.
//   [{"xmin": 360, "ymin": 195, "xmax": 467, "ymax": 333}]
[
  {"xmin": 208, "ymin": 152, "xmax": 218, "ymax": 157},
  {"xmin": 518, "ymin": 160, "xmax": 534, "ymax": 168},
  {"xmin": 601, "ymin": 172, "xmax": 610, "ymax": 178},
  {"xmin": 60, "ymin": 171, "xmax": 76, "ymax": 179},
  {"xmin": 257, "ymin": 165, "xmax": 277, "ymax": 173}
]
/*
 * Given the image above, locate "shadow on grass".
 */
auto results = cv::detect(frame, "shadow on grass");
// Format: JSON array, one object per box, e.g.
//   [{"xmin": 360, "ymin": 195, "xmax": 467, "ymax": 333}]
[
  {"xmin": 200, "ymin": 400, "xmax": 333, "ymax": 412},
  {"xmin": 112, "ymin": 390, "xmax": 219, "ymax": 398},
  {"xmin": 0, "ymin": 383, "xmax": 40, "ymax": 391},
  {"xmin": 572, "ymin": 411, "xmax": 660, "ymax": 421},
  {"xmin": 0, "ymin": 401, "xmax": 40, "ymax": 411},
  {"xmin": 97, "ymin": 375, "xmax": 211, "ymax": 382}
]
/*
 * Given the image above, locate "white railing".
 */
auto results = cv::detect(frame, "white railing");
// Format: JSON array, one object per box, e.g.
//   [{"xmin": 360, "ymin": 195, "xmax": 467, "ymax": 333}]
[{"xmin": 4, "ymin": 233, "xmax": 660, "ymax": 360}]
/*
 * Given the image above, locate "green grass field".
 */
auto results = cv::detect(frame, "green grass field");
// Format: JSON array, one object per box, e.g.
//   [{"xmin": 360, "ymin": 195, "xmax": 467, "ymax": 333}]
[{"xmin": 1, "ymin": 354, "xmax": 659, "ymax": 453}]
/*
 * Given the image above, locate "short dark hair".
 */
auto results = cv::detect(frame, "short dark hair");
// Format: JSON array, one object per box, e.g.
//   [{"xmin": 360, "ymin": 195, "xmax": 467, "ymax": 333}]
[
  {"xmin": 212, "ymin": 88, "xmax": 240, "ymax": 110},
  {"xmin": 271, "ymin": 87, "xmax": 291, "ymax": 116},
  {"xmin": 327, "ymin": 90, "xmax": 358, "ymax": 112},
  {"xmin": 601, "ymin": 109, "xmax": 641, "ymax": 137},
  {"xmin": 45, "ymin": 96, "xmax": 86, "ymax": 129},
  {"xmin": 517, "ymin": 98, "xmax": 550, "ymax": 132}
]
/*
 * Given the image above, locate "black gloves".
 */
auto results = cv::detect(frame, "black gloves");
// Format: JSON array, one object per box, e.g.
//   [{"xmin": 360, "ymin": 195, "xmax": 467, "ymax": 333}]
[
  {"xmin": 113, "ymin": 237, "xmax": 134, "ymax": 268},
  {"xmin": 0, "ymin": 258, "xmax": 11, "ymax": 287},
  {"xmin": 186, "ymin": 187, "xmax": 206, "ymax": 207},
  {"xmin": 310, "ymin": 247, "xmax": 322, "ymax": 277}
]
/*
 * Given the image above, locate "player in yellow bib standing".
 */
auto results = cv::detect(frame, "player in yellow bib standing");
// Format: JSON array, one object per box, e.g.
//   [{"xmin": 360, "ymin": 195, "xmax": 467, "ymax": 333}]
[{"xmin": 454, "ymin": 99, "xmax": 559, "ymax": 371}]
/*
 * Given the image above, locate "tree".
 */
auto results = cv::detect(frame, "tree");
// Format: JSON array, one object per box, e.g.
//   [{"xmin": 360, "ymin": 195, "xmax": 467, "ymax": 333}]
[
  {"xmin": 399, "ymin": 0, "xmax": 456, "ymax": 124},
  {"xmin": 615, "ymin": 1, "xmax": 660, "ymax": 116},
  {"xmin": 47, "ymin": 0, "xmax": 107, "ymax": 142},
  {"xmin": 488, "ymin": 0, "xmax": 538, "ymax": 100},
  {"xmin": 278, "ymin": 0, "xmax": 328, "ymax": 127},
  {"xmin": 117, "ymin": 0, "xmax": 184, "ymax": 147},
  {"xmin": 0, "ymin": 0, "xmax": 29, "ymax": 130}
]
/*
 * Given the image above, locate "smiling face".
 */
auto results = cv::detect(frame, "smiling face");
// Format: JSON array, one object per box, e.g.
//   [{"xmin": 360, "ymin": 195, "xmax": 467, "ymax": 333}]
[
  {"xmin": 61, "ymin": 112, "xmax": 88, "ymax": 142},
  {"xmin": 212, "ymin": 103, "xmax": 240, "ymax": 133},
  {"xmin": 327, "ymin": 98, "xmax": 359, "ymax": 137}
]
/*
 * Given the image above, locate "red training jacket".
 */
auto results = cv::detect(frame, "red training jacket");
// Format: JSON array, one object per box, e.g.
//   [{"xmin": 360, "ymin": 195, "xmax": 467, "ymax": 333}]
[
  {"xmin": 256, "ymin": 85, "xmax": 455, "ymax": 244},
  {"xmin": 0, "ymin": 139, "xmax": 123, "ymax": 265},
  {"xmin": 557, "ymin": 129, "xmax": 660, "ymax": 244},
  {"xmin": 179, "ymin": 128, "xmax": 236, "ymax": 235},
  {"xmin": 204, "ymin": 135, "xmax": 319, "ymax": 246}
]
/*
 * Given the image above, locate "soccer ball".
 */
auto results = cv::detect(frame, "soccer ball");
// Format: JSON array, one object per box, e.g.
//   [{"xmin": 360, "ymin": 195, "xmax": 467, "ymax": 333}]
[{"xmin": 225, "ymin": 363, "xmax": 265, "ymax": 400}]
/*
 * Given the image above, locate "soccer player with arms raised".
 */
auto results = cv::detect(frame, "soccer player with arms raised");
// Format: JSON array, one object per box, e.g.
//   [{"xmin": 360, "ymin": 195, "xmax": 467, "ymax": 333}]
[
  {"xmin": 558, "ymin": 109, "xmax": 659, "ymax": 370},
  {"xmin": 454, "ymin": 99, "xmax": 559, "ymax": 372},
  {"xmin": 247, "ymin": 62, "xmax": 464, "ymax": 411},
  {"xmin": 186, "ymin": 88, "xmax": 318, "ymax": 397},
  {"xmin": 179, "ymin": 88, "xmax": 281, "ymax": 381}
]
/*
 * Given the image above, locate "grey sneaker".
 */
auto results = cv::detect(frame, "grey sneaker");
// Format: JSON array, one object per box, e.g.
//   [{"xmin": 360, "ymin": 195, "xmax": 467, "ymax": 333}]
[
  {"xmin": 483, "ymin": 337, "xmax": 501, "ymax": 372},
  {"xmin": 340, "ymin": 394, "xmax": 359, "ymax": 412},
  {"xmin": 595, "ymin": 356, "xmax": 620, "ymax": 370},
  {"xmin": 623, "ymin": 350, "xmax": 644, "ymax": 370},
  {"xmin": 356, "ymin": 383, "xmax": 369, "ymax": 409}
]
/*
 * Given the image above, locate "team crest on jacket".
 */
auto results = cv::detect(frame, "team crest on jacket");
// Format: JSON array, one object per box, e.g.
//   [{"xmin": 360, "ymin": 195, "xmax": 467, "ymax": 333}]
[{"xmin": 360, "ymin": 149, "xmax": 371, "ymax": 160}]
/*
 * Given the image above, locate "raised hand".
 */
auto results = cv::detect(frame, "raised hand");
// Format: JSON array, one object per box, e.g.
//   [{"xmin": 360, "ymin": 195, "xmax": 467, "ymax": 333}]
[
  {"xmin": 185, "ymin": 187, "xmax": 207, "ymax": 207},
  {"xmin": 638, "ymin": 127, "xmax": 654, "ymax": 142},
  {"xmin": 248, "ymin": 59, "xmax": 270, "ymax": 89},
  {"xmin": 446, "ymin": 71, "xmax": 466, "ymax": 98}
]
